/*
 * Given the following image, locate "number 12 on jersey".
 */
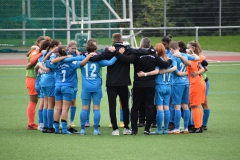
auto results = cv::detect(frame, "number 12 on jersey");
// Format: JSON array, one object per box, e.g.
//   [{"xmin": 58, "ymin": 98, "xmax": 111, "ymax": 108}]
[{"xmin": 84, "ymin": 63, "xmax": 97, "ymax": 78}]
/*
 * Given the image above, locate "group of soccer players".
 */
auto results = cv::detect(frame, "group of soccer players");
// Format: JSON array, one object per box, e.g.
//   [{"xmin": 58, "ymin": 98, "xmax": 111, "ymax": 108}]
[{"xmin": 25, "ymin": 33, "xmax": 210, "ymax": 135}]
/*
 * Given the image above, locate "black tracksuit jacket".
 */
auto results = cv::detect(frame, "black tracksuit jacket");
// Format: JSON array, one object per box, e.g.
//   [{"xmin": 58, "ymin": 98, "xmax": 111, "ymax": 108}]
[
  {"xmin": 115, "ymin": 47, "xmax": 172, "ymax": 88},
  {"xmin": 89, "ymin": 42, "xmax": 131, "ymax": 87}
]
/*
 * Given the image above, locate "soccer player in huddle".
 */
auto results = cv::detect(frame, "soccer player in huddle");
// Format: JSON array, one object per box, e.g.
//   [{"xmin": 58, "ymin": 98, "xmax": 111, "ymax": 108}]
[
  {"xmin": 115, "ymin": 37, "xmax": 172, "ymax": 135},
  {"xmin": 25, "ymin": 36, "xmax": 46, "ymax": 130},
  {"xmin": 40, "ymin": 40, "xmax": 61, "ymax": 133},
  {"xmin": 161, "ymin": 35, "xmax": 175, "ymax": 129},
  {"xmin": 45, "ymin": 46, "xmax": 95, "ymax": 134},
  {"xmin": 89, "ymin": 33, "xmax": 132, "ymax": 136},
  {"xmin": 168, "ymin": 41, "xmax": 199, "ymax": 134},
  {"xmin": 66, "ymin": 40, "xmax": 80, "ymax": 128},
  {"xmin": 186, "ymin": 41, "xmax": 207, "ymax": 133},
  {"xmin": 78, "ymin": 42, "xmax": 119, "ymax": 135},
  {"xmin": 137, "ymin": 43, "xmax": 177, "ymax": 135}
]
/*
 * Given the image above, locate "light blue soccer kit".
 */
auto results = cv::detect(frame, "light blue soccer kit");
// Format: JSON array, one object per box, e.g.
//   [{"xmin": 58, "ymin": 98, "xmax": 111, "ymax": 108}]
[
  {"xmin": 40, "ymin": 52, "xmax": 57, "ymax": 130},
  {"xmin": 67, "ymin": 51, "xmax": 79, "ymax": 124},
  {"xmin": 171, "ymin": 53, "xmax": 196, "ymax": 130},
  {"xmin": 79, "ymin": 56, "xmax": 117, "ymax": 133},
  {"xmin": 46, "ymin": 59, "xmax": 81, "ymax": 134}
]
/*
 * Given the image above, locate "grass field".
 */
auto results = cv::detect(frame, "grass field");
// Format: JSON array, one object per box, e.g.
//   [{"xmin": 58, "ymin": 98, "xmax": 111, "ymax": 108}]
[
  {"xmin": 0, "ymin": 63, "xmax": 240, "ymax": 160},
  {"xmin": 1, "ymin": 35, "xmax": 240, "ymax": 52}
]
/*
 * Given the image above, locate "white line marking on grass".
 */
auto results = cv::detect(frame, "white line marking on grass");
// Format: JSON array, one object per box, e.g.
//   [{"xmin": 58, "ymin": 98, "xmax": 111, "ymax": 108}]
[{"xmin": 208, "ymin": 59, "xmax": 221, "ymax": 62}]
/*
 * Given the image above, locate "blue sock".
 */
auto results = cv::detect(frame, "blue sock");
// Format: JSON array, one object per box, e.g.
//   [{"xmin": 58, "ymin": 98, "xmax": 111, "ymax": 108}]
[
  {"xmin": 170, "ymin": 104, "xmax": 175, "ymax": 122},
  {"xmin": 174, "ymin": 110, "xmax": 181, "ymax": 129},
  {"xmin": 61, "ymin": 121, "xmax": 71, "ymax": 134},
  {"xmin": 43, "ymin": 109, "xmax": 48, "ymax": 128},
  {"xmin": 120, "ymin": 108, "xmax": 123, "ymax": 122},
  {"xmin": 38, "ymin": 109, "xmax": 43, "ymax": 124},
  {"xmin": 181, "ymin": 110, "xmax": 184, "ymax": 119},
  {"xmin": 70, "ymin": 106, "xmax": 76, "ymax": 122},
  {"xmin": 47, "ymin": 109, "xmax": 54, "ymax": 129},
  {"xmin": 86, "ymin": 105, "xmax": 90, "ymax": 123},
  {"xmin": 93, "ymin": 109, "xmax": 101, "ymax": 130},
  {"xmin": 164, "ymin": 110, "xmax": 170, "ymax": 130},
  {"xmin": 183, "ymin": 110, "xmax": 190, "ymax": 129},
  {"xmin": 189, "ymin": 109, "xmax": 194, "ymax": 126},
  {"xmin": 53, "ymin": 122, "xmax": 59, "ymax": 133},
  {"xmin": 80, "ymin": 109, "xmax": 87, "ymax": 129},
  {"xmin": 156, "ymin": 110, "xmax": 163, "ymax": 131},
  {"xmin": 203, "ymin": 109, "xmax": 210, "ymax": 126}
]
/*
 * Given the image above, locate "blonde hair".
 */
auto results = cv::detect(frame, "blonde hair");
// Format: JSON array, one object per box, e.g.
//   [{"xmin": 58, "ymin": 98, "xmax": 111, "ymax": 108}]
[
  {"xmin": 68, "ymin": 40, "xmax": 77, "ymax": 48},
  {"xmin": 169, "ymin": 41, "xmax": 179, "ymax": 50},
  {"xmin": 188, "ymin": 40, "xmax": 203, "ymax": 55}
]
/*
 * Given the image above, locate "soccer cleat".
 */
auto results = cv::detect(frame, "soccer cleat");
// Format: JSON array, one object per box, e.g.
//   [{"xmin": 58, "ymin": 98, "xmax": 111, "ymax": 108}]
[
  {"xmin": 137, "ymin": 123, "xmax": 145, "ymax": 127},
  {"xmin": 93, "ymin": 129, "xmax": 101, "ymax": 135},
  {"xmin": 168, "ymin": 122, "xmax": 175, "ymax": 130},
  {"xmin": 189, "ymin": 127, "xmax": 203, "ymax": 133},
  {"xmin": 143, "ymin": 131, "xmax": 150, "ymax": 135},
  {"xmin": 119, "ymin": 121, "xmax": 124, "ymax": 128},
  {"xmin": 85, "ymin": 122, "xmax": 90, "ymax": 127},
  {"xmin": 69, "ymin": 122, "xmax": 76, "ymax": 128},
  {"xmin": 47, "ymin": 128, "xmax": 55, "ymax": 133},
  {"xmin": 123, "ymin": 128, "xmax": 132, "ymax": 135},
  {"xmin": 202, "ymin": 125, "xmax": 208, "ymax": 131},
  {"xmin": 108, "ymin": 124, "xmax": 112, "ymax": 128},
  {"xmin": 195, "ymin": 127, "xmax": 203, "ymax": 133},
  {"xmin": 27, "ymin": 124, "xmax": 38, "ymax": 130},
  {"xmin": 68, "ymin": 127, "xmax": 78, "ymax": 133},
  {"xmin": 80, "ymin": 129, "xmax": 86, "ymax": 135},
  {"xmin": 180, "ymin": 128, "xmax": 189, "ymax": 134},
  {"xmin": 62, "ymin": 130, "xmax": 72, "ymax": 134},
  {"xmin": 150, "ymin": 130, "xmax": 163, "ymax": 135},
  {"xmin": 42, "ymin": 127, "xmax": 48, "ymax": 133},
  {"xmin": 111, "ymin": 129, "xmax": 119, "ymax": 136},
  {"xmin": 131, "ymin": 131, "xmax": 138, "ymax": 135},
  {"xmin": 163, "ymin": 130, "xmax": 169, "ymax": 134},
  {"xmin": 38, "ymin": 126, "xmax": 43, "ymax": 131},
  {"xmin": 169, "ymin": 129, "xmax": 180, "ymax": 134},
  {"xmin": 188, "ymin": 125, "xmax": 194, "ymax": 130}
]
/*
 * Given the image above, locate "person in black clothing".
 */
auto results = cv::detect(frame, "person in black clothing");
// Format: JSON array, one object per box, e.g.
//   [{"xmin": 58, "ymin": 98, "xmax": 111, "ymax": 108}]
[
  {"xmin": 89, "ymin": 33, "xmax": 132, "ymax": 135},
  {"xmin": 115, "ymin": 37, "xmax": 172, "ymax": 135}
]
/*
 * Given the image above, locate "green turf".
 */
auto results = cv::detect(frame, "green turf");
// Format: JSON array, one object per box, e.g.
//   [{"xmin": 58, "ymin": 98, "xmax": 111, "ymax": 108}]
[
  {"xmin": 0, "ymin": 63, "xmax": 240, "ymax": 160},
  {"xmin": 1, "ymin": 35, "xmax": 240, "ymax": 52}
]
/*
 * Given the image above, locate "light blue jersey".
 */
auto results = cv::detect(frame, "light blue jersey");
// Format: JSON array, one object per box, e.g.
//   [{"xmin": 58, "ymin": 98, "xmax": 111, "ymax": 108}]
[
  {"xmin": 67, "ymin": 51, "xmax": 78, "ymax": 91},
  {"xmin": 155, "ymin": 57, "xmax": 176, "ymax": 85},
  {"xmin": 166, "ymin": 49, "xmax": 172, "ymax": 58},
  {"xmin": 81, "ymin": 57, "xmax": 117, "ymax": 92},
  {"xmin": 172, "ymin": 53, "xmax": 195, "ymax": 85},
  {"xmin": 46, "ymin": 60, "xmax": 80, "ymax": 87},
  {"xmin": 35, "ymin": 50, "xmax": 48, "ymax": 98},
  {"xmin": 40, "ymin": 52, "xmax": 57, "ymax": 87}
]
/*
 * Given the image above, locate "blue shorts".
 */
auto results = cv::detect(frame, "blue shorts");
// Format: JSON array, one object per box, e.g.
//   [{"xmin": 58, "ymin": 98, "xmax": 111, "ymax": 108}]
[
  {"xmin": 35, "ymin": 82, "xmax": 44, "ymax": 99},
  {"xmin": 42, "ymin": 86, "xmax": 55, "ymax": 97},
  {"xmin": 155, "ymin": 84, "xmax": 171, "ymax": 106},
  {"xmin": 81, "ymin": 89, "xmax": 102, "ymax": 106},
  {"xmin": 172, "ymin": 84, "xmax": 189, "ymax": 105},
  {"xmin": 205, "ymin": 81, "xmax": 210, "ymax": 96},
  {"xmin": 72, "ymin": 90, "xmax": 77, "ymax": 100},
  {"xmin": 55, "ymin": 85, "xmax": 74, "ymax": 101}
]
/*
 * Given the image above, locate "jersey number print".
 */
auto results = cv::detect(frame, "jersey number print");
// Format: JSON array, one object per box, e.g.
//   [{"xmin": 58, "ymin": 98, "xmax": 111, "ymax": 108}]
[{"xmin": 84, "ymin": 63, "xmax": 97, "ymax": 78}]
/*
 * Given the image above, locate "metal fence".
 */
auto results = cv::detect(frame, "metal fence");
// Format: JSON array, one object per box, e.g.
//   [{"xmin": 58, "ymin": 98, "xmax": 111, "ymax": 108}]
[{"xmin": 0, "ymin": 0, "xmax": 240, "ymax": 50}]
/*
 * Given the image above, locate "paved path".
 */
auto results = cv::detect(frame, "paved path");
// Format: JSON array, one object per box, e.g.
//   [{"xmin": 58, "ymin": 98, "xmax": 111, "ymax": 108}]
[{"xmin": 0, "ymin": 50, "xmax": 239, "ymax": 66}]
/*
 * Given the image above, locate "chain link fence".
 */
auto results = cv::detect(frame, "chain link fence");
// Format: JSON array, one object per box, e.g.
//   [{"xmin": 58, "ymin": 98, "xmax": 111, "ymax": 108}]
[{"xmin": 0, "ymin": 0, "xmax": 240, "ymax": 51}]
